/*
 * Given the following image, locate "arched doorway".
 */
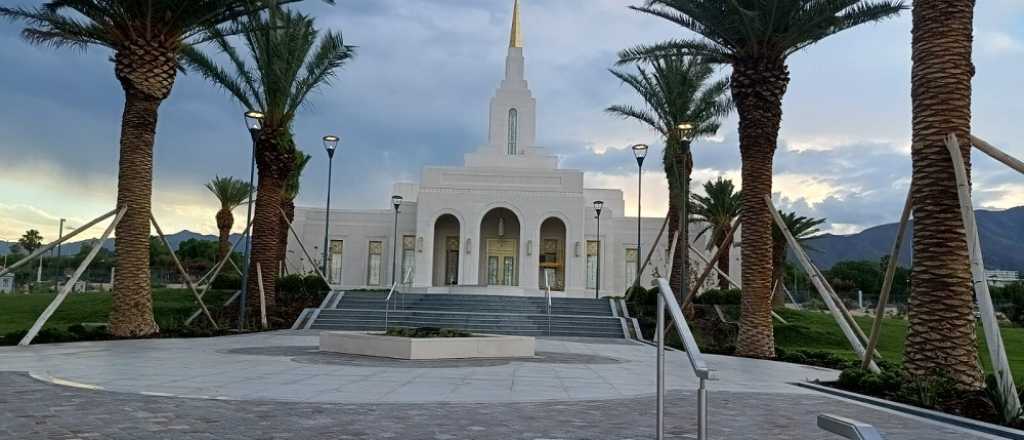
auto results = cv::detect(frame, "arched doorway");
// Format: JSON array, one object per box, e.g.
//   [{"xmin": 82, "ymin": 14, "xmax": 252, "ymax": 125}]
[
  {"xmin": 433, "ymin": 214, "xmax": 460, "ymax": 286},
  {"xmin": 539, "ymin": 217, "xmax": 567, "ymax": 291},
  {"xmin": 479, "ymin": 208, "xmax": 520, "ymax": 286}
]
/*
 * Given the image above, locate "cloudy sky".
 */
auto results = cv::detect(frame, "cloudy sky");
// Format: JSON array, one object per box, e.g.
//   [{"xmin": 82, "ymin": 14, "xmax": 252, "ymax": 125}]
[{"xmin": 0, "ymin": 0, "xmax": 1022, "ymax": 242}]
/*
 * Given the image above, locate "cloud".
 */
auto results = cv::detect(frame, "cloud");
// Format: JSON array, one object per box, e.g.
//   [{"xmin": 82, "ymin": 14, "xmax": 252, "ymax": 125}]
[{"xmin": 0, "ymin": 0, "xmax": 1021, "ymax": 240}]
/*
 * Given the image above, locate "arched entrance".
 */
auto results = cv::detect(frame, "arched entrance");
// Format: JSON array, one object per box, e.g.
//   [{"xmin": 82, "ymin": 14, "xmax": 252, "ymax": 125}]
[
  {"xmin": 479, "ymin": 208, "xmax": 520, "ymax": 286},
  {"xmin": 539, "ymin": 217, "xmax": 567, "ymax": 291},
  {"xmin": 433, "ymin": 214, "xmax": 461, "ymax": 286}
]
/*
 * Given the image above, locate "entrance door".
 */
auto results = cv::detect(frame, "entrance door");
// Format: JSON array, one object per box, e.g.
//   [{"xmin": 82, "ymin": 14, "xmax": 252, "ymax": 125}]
[
  {"xmin": 444, "ymin": 236, "xmax": 460, "ymax": 285},
  {"xmin": 486, "ymin": 239, "xmax": 517, "ymax": 286},
  {"xmin": 539, "ymin": 238, "xmax": 564, "ymax": 290}
]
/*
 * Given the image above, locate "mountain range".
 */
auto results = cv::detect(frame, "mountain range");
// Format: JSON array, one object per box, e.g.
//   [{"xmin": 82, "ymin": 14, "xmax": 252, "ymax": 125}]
[
  {"xmin": 804, "ymin": 206, "xmax": 1024, "ymax": 271},
  {"xmin": 0, "ymin": 230, "xmax": 242, "ymax": 256}
]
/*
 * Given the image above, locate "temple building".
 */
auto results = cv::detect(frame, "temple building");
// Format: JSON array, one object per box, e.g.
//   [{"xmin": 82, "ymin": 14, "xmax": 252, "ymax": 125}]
[{"xmin": 286, "ymin": 0, "xmax": 741, "ymax": 297}]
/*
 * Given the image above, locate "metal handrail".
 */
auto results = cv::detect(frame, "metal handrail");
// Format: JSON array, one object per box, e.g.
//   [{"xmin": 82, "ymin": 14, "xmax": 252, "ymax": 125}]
[
  {"xmin": 654, "ymin": 277, "xmax": 711, "ymax": 440},
  {"xmin": 383, "ymin": 269, "xmax": 414, "ymax": 330},
  {"xmin": 544, "ymin": 270, "xmax": 552, "ymax": 336},
  {"xmin": 817, "ymin": 414, "xmax": 886, "ymax": 439}
]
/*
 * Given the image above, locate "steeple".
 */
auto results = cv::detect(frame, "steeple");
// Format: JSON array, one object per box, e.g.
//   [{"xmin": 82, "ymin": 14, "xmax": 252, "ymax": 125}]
[{"xmin": 509, "ymin": 0, "xmax": 523, "ymax": 48}]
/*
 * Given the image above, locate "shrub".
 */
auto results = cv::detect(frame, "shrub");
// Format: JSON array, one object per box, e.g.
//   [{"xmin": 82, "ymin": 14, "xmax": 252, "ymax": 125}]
[
  {"xmin": 777, "ymin": 348, "xmax": 856, "ymax": 370},
  {"xmin": 385, "ymin": 327, "xmax": 471, "ymax": 338},
  {"xmin": 211, "ymin": 272, "xmax": 242, "ymax": 290},
  {"xmin": 694, "ymin": 288, "xmax": 741, "ymax": 305}
]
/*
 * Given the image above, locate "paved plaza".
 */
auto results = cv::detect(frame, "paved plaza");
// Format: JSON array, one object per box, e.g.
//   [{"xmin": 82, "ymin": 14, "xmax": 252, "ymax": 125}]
[{"xmin": 0, "ymin": 331, "xmax": 1004, "ymax": 439}]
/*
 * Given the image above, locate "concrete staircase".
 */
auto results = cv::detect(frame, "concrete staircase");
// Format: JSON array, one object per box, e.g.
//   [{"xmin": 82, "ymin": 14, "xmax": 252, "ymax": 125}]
[{"xmin": 299, "ymin": 291, "xmax": 629, "ymax": 338}]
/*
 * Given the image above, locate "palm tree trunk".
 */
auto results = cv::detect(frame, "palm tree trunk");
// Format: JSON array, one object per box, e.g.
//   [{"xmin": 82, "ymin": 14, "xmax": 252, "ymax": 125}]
[
  {"xmin": 716, "ymin": 226, "xmax": 732, "ymax": 290},
  {"xmin": 732, "ymin": 58, "xmax": 789, "ymax": 359},
  {"xmin": 278, "ymin": 199, "xmax": 295, "ymax": 275},
  {"xmin": 216, "ymin": 208, "xmax": 234, "ymax": 262},
  {"xmin": 904, "ymin": 0, "xmax": 983, "ymax": 390},
  {"xmin": 109, "ymin": 91, "xmax": 162, "ymax": 337},
  {"xmin": 665, "ymin": 141, "xmax": 690, "ymax": 302},
  {"xmin": 771, "ymin": 242, "xmax": 787, "ymax": 308},
  {"xmin": 246, "ymin": 133, "xmax": 295, "ymax": 324}
]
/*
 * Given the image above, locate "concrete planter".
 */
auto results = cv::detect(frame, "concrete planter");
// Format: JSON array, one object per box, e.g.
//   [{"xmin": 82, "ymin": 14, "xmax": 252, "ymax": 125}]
[{"xmin": 319, "ymin": 331, "xmax": 536, "ymax": 360}]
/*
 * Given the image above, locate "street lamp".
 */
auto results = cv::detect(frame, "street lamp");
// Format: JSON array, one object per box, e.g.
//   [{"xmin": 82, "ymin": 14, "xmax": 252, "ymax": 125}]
[
  {"xmin": 391, "ymin": 195, "xmax": 403, "ymax": 285},
  {"xmin": 631, "ymin": 144, "xmax": 649, "ymax": 288},
  {"xmin": 321, "ymin": 135, "xmax": 340, "ymax": 278},
  {"xmin": 594, "ymin": 200, "xmax": 604, "ymax": 299},
  {"xmin": 239, "ymin": 110, "xmax": 264, "ymax": 330}
]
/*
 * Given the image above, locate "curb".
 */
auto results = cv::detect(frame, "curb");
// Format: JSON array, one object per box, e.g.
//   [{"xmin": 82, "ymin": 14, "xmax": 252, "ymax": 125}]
[{"xmin": 797, "ymin": 382, "xmax": 1024, "ymax": 440}]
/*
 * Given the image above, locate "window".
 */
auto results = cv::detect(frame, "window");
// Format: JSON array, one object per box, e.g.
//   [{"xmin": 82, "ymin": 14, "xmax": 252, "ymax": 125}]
[
  {"xmin": 507, "ymin": 108, "xmax": 518, "ymax": 155},
  {"xmin": 329, "ymin": 240, "xmax": 343, "ymax": 284},
  {"xmin": 586, "ymin": 241, "xmax": 599, "ymax": 289},
  {"xmin": 625, "ymin": 248, "xmax": 638, "ymax": 287},
  {"xmin": 367, "ymin": 241, "xmax": 383, "ymax": 286},
  {"xmin": 401, "ymin": 235, "xmax": 416, "ymax": 284}
]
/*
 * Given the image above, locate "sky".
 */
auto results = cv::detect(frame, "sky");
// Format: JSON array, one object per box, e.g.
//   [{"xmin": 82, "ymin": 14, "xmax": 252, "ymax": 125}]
[{"xmin": 0, "ymin": 0, "xmax": 1022, "ymax": 243}]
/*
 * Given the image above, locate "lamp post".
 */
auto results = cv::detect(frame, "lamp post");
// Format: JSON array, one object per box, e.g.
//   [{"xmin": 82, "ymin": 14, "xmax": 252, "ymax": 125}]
[
  {"xmin": 676, "ymin": 123, "xmax": 696, "ymax": 300},
  {"xmin": 391, "ymin": 195, "xmax": 403, "ymax": 285},
  {"xmin": 239, "ymin": 110, "xmax": 264, "ymax": 330},
  {"xmin": 631, "ymin": 144, "xmax": 649, "ymax": 288},
  {"xmin": 594, "ymin": 200, "xmax": 604, "ymax": 299},
  {"xmin": 321, "ymin": 135, "xmax": 340, "ymax": 278}
]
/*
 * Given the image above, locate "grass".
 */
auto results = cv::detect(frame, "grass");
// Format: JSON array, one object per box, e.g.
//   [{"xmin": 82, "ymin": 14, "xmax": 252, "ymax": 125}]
[
  {"xmin": 0, "ymin": 289, "xmax": 234, "ymax": 335},
  {"xmin": 775, "ymin": 308, "xmax": 1024, "ymax": 379}
]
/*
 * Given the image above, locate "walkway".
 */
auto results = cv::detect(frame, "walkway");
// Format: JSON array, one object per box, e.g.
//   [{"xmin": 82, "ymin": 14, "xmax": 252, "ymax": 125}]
[{"xmin": 0, "ymin": 331, "xmax": 1000, "ymax": 439}]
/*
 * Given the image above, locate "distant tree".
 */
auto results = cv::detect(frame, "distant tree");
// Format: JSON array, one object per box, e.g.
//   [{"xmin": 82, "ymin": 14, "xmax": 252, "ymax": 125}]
[
  {"xmin": 183, "ymin": 7, "xmax": 355, "ymax": 319},
  {"xmin": 771, "ymin": 211, "xmax": 825, "ymax": 308},
  {"xmin": 178, "ymin": 239, "xmax": 219, "ymax": 264},
  {"xmin": 826, "ymin": 260, "xmax": 882, "ymax": 296},
  {"xmin": 606, "ymin": 55, "xmax": 732, "ymax": 298},
  {"xmin": 205, "ymin": 176, "xmax": 252, "ymax": 261},
  {"xmin": 690, "ymin": 178, "xmax": 742, "ymax": 289},
  {"xmin": 18, "ymin": 229, "xmax": 43, "ymax": 253}
]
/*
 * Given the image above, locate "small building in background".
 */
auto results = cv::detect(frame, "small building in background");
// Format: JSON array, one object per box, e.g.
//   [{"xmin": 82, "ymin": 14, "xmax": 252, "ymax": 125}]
[
  {"xmin": 986, "ymin": 270, "xmax": 1021, "ymax": 288},
  {"xmin": 0, "ymin": 270, "xmax": 14, "ymax": 294}
]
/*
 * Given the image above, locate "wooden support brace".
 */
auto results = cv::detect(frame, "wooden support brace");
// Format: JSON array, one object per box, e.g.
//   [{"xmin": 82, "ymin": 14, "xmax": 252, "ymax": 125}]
[
  {"xmin": 687, "ymin": 243, "xmax": 788, "ymax": 324},
  {"xmin": 256, "ymin": 263, "xmax": 268, "ymax": 330},
  {"xmin": 0, "ymin": 208, "xmax": 118, "ymax": 279},
  {"xmin": 862, "ymin": 189, "xmax": 912, "ymax": 369},
  {"xmin": 684, "ymin": 217, "xmax": 740, "ymax": 308},
  {"xmin": 279, "ymin": 207, "xmax": 332, "ymax": 288},
  {"xmin": 767, "ymin": 196, "xmax": 879, "ymax": 373},
  {"xmin": 947, "ymin": 133, "xmax": 1021, "ymax": 418},
  {"xmin": 19, "ymin": 206, "xmax": 126, "ymax": 346},
  {"xmin": 972, "ymin": 135, "xmax": 1024, "ymax": 175},
  {"xmin": 636, "ymin": 216, "xmax": 670, "ymax": 288},
  {"xmin": 151, "ymin": 214, "xmax": 218, "ymax": 329}
]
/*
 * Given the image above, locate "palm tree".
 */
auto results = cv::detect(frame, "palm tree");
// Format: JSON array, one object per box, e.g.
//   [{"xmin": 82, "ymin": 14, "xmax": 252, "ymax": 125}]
[
  {"xmin": 205, "ymin": 176, "xmax": 252, "ymax": 262},
  {"xmin": 690, "ymin": 178, "xmax": 741, "ymax": 290},
  {"xmin": 619, "ymin": 0, "xmax": 905, "ymax": 358},
  {"xmin": 770, "ymin": 211, "xmax": 824, "ymax": 308},
  {"xmin": 183, "ymin": 7, "xmax": 354, "ymax": 322},
  {"xmin": 278, "ymin": 152, "xmax": 312, "ymax": 269},
  {"xmin": 607, "ymin": 55, "xmax": 731, "ymax": 299},
  {"xmin": 0, "ymin": 0, "xmax": 323, "ymax": 337},
  {"xmin": 904, "ymin": 0, "xmax": 984, "ymax": 390}
]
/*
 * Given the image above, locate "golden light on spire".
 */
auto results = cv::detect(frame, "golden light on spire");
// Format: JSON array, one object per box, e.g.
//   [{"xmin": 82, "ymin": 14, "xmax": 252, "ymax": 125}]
[{"xmin": 509, "ymin": 0, "xmax": 523, "ymax": 48}]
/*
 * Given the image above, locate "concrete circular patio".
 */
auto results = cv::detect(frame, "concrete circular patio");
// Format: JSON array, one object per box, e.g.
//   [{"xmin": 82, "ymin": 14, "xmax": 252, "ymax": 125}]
[{"xmin": 0, "ymin": 331, "xmax": 1002, "ymax": 439}]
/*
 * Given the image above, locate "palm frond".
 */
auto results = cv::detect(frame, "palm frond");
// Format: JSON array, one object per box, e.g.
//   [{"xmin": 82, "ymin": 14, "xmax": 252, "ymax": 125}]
[{"xmin": 206, "ymin": 175, "xmax": 252, "ymax": 209}]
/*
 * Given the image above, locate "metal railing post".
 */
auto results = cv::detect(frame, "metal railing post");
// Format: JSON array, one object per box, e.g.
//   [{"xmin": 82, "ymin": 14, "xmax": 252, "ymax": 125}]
[
  {"xmin": 697, "ymin": 377, "xmax": 707, "ymax": 439},
  {"xmin": 656, "ymin": 292, "xmax": 665, "ymax": 440}
]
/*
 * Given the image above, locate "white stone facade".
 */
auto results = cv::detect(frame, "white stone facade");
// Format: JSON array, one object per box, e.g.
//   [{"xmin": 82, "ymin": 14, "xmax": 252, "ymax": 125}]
[{"xmin": 286, "ymin": 1, "xmax": 742, "ymax": 297}]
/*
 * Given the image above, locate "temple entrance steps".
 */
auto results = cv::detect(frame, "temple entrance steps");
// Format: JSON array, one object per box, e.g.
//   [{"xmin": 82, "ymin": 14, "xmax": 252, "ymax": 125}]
[{"xmin": 301, "ymin": 291, "xmax": 630, "ymax": 338}]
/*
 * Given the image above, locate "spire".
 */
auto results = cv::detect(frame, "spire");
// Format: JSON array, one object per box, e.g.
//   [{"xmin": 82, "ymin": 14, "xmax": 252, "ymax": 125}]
[{"xmin": 509, "ymin": 0, "xmax": 523, "ymax": 48}]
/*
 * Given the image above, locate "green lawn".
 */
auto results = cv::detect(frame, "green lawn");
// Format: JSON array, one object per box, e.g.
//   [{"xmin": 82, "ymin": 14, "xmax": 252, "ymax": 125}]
[
  {"xmin": 775, "ymin": 308, "xmax": 1024, "ymax": 378},
  {"xmin": 0, "ymin": 289, "xmax": 233, "ymax": 335}
]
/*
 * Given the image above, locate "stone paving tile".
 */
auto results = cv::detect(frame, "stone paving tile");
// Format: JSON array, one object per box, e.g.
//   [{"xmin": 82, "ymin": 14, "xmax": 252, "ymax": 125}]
[{"xmin": 0, "ymin": 372, "xmax": 994, "ymax": 439}]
